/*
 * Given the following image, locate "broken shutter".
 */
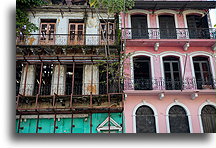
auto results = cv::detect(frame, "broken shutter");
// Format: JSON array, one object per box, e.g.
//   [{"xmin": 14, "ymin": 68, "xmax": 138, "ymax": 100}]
[{"xmin": 68, "ymin": 23, "xmax": 84, "ymax": 45}]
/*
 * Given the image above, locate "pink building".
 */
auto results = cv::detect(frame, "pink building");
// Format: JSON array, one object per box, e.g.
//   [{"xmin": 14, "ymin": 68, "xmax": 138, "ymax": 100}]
[{"xmin": 121, "ymin": 0, "xmax": 216, "ymax": 133}]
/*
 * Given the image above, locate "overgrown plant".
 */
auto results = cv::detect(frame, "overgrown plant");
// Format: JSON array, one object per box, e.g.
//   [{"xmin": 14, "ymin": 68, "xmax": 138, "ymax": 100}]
[{"xmin": 16, "ymin": 0, "xmax": 47, "ymax": 36}]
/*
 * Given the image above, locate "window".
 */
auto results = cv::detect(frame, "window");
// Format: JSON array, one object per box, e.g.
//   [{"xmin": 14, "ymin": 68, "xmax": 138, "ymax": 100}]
[
  {"xmin": 193, "ymin": 56, "xmax": 213, "ymax": 89},
  {"xmin": 39, "ymin": 19, "xmax": 56, "ymax": 45},
  {"xmin": 169, "ymin": 105, "xmax": 190, "ymax": 133},
  {"xmin": 186, "ymin": 15, "xmax": 210, "ymax": 39},
  {"xmin": 131, "ymin": 15, "xmax": 148, "ymax": 39},
  {"xmin": 159, "ymin": 15, "xmax": 177, "ymax": 39},
  {"xmin": 201, "ymin": 105, "xmax": 216, "ymax": 133},
  {"xmin": 100, "ymin": 21, "xmax": 115, "ymax": 45},
  {"xmin": 163, "ymin": 56, "xmax": 182, "ymax": 90},
  {"xmin": 68, "ymin": 22, "xmax": 84, "ymax": 45},
  {"xmin": 136, "ymin": 105, "xmax": 156, "ymax": 133},
  {"xmin": 34, "ymin": 64, "xmax": 53, "ymax": 95},
  {"xmin": 133, "ymin": 56, "xmax": 152, "ymax": 90}
]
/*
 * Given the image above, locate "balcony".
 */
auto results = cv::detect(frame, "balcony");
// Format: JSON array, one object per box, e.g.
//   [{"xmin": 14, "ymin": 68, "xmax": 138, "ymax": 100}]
[
  {"xmin": 122, "ymin": 28, "xmax": 216, "ymax": 40},
  {"xmin": 16, "ymin": 34, "xmax": 117, "ymax": 46},
  {"xmin": 124, "ymin": 78, "xmax": 216, "ymax": 91}
]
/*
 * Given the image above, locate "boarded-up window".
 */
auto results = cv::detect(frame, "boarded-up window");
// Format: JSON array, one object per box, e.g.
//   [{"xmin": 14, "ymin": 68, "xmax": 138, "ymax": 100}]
[
  {"xmin": 68, "ymin": 23, "xmax": 84, "ymax": 45},
  {"xmin": 136, "ymin": 106, "xmax": 156, "ymax": 133},
  {"xmin": 39, "ymin": 20, "xmax": 56, "ymax": 45},
  {"xmin": 169, "ymin": 105, "xmax": 190, "ymax": 133},
  {"xmin": 100, "ymin": 22, "xmax": 115, "ymax": 45},
  {"xmin": 201, "ymin": 105, "xmax": 216, "ymax": 133}
]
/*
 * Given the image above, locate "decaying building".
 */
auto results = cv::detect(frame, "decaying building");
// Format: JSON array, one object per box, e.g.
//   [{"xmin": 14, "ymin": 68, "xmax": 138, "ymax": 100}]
[{"xmin": 16, "ymin": 0, "xmax": 124, "ymax": 133}]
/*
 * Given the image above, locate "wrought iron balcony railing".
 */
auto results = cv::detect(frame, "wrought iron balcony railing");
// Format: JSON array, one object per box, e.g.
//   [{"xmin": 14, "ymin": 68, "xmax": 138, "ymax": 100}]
[
  {"xmin": 124, "ymin": 78, "xmax": 216, "ymax": 91},
  {"xmin": 122, "ymin": 28, "xmax": 216, "ymax": 40},
  {"xmin": 16, "ymin": 34, "xmax": 117, "ymax": 46}
]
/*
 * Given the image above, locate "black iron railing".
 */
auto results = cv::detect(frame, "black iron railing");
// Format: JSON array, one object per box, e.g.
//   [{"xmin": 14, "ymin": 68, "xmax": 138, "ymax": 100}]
[
  {"xmin": 16, "ymin": 34, "xmax": 117, "ymax": 46},
  {"xmin": 124, "ymin": 78, "xmax": 216, "ymax": 91},
  {"xmin": 122, "ymin": 28, "xmax": 216, "ymax": 39}
]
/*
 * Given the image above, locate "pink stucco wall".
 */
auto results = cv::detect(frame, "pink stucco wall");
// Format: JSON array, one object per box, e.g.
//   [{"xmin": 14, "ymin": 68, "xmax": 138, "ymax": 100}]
[{"xmin": 124, "ymin": 94, "xmax": 215, "ymax": 133}]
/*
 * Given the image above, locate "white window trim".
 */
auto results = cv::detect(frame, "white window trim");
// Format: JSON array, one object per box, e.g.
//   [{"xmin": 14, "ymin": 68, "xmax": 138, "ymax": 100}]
[
  {"xmin": 198, "ymin": 101, "xmax": 216, "ymax": 133},
  {"xmin": 166, "ymin": 101, "xmax": 193, "ymax": 133},
  {"xmin": 155, "ymin": 10, "xmax": 179, "ymax": 29},
  {"xmin": 159, "ymin": 52, "xmax": 185, "ymax": 81},
  {"xmin": 127, "ymin": 10, "xmax": 151, "ymax": 28},
  {"xmin": 132, "ymin": 102, "xmax": 159, "ymax": 133},
  {"xmin": 130, "ymin": 51, "xmax": 155, "ymax": 88},
  {"xmin": 189, "ymin": 52, "xmax": 216, "ymax": 81},
  {"xmin": 182, "ymin": 10, "xmax": 205, "ymax": 28}
]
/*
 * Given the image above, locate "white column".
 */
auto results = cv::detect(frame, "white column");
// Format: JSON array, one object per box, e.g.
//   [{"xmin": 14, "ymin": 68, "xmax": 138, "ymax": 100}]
[
  {"xmin": 51, "ymin": 65, "xmax": 66, "ymax": 95},
  {"xmin": 19, "ymin": 65, "xmax": 36, "ymax": 96},
  {"xmin": 82, "ymin": 65, "xmax": 99, "ymax": 95}
]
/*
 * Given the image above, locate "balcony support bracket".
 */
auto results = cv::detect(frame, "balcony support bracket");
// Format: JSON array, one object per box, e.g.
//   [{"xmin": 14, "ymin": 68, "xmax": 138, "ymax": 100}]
[
  {"xmin": 191, "ymin": 92, "xmax": 198, "ymax": 100},
  {"xmin": 183, "ymin": 42, "xmax": 190, "ymax": 51},
  {"xmin": 159, "ymin": 92, "xmax": 165, "ymax": 100},
  {"xmin": 154, "ymin": 42, "xmax": 159, "ymax": 51}
]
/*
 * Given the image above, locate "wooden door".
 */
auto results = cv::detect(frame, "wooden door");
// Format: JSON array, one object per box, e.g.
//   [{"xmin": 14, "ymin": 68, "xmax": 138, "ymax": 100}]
[
  {"xmin": 201, "ymin": 105, "xmax": 216, "ymax": 133},
  {"xmin": 68, "ymin": 23, "xmax": 84, "ymax": 45},
  {"xmin": 131, "ymin": 15, "xmax": 148, "ymax": 39},
  {"xmin": 159, "ymin": 15, "xmax": 177, "ymax": 39},
  {"xmin": 39, "ymin": 23, "xmax": 56, "ymax": 45},
  {"xmin": 100, "ymin": 22, "xmax": 115, "ymax": 45}
]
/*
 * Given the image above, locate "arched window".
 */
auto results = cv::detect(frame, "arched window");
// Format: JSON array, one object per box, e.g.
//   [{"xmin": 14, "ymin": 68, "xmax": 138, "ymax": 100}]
[
  {"xmin": 133, "ymin": 56, "xmax": 152, "ymax": 90},
  {"xmin": 186, "ymin": 14, "xmax": 210, "ymax": 39},
  {"xmin": 159, "ymin": 15, "xmax": 176, "ymax": 39},
  {"xmin": 169, "ymin": 105, "xmax": 190, "ymax": 133},
  {"xmin": 193, "ymin": 56, "xmax": 213, "ymax": 89},
  {"xmin": 201, "ymin": 105, "xmax": 216, "ymax": 133},
  {"xmin": 163, "ymin": 56, "xmax": 182, "ymax": 90},
  {"xmin": 131, "ymin": 14, "xmax": 148, "ymax": 39},
  {"xmin": 136, "ymin": 105, "xmax": 156, "ymax": 133}
]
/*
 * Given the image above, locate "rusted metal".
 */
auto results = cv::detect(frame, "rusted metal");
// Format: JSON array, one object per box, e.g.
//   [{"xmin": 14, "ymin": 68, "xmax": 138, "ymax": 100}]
[
  {"xmin": 38, "ymin": 63, "xmax": 43, "ymax": 95},
  {"xmin": 54, "ymin": 113, "xmax": 57, "ymax": 133},
  {"xmin": 71, "ymin": 113, "xmax": 74, "ymax": 133},
  {"xmin": 17, "ymin": 114, "xmax": 22, "ymax": 133},
  {"xmin": 23, "ymin": 63, "xmax": 29, "ymax": 96},
  {"xmin": 57, "ymin": 63, "xmax": 60, "ymax": 94},
  {"xmin": 36, "ymin": 114, "xmax": 40, "ymax": 133}
]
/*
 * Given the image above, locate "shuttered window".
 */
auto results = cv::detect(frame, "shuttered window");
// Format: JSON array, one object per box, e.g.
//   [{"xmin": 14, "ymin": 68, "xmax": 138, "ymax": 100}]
[
  {"xmin": 100, "ymin": 22, "xmax": 115, "ymax": 45},
  {"xmin": 131, "ymin": 15, "xmax": 148, "ymax": 39},
  {"xmin": 169, "ymin": 105, "xmax": 190, "ymax": 133},
  {"xmin": 40, "ymin": 22, "xmax": 56, "ymax": 45},
  {"xmin": 68, "ymin": 23, "xmax": 84, "ymax": 45},
  {"xmin": 201, "ymin": 105, "xmax": 216, "ymax": 133},
  {"xmin": 159, "ymin": 15, "xmax": 176, "ymax": 39},
  {"xmin": 136, "ymin": 106, "xmax": 156, "ymax": 133}
]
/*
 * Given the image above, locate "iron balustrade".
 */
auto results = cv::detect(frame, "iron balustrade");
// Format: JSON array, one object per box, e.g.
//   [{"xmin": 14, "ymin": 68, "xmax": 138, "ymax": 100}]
[
  {"xmin": 124, "ymin": 78, "xmax": 216, "ymax": 91},
  {"xmin": 122, "ymin": 28, "xmax": 216, "ymax": 39},
  {"xmin": 16, "ymin": 34, "xmax": 117, "ymax": 46}
]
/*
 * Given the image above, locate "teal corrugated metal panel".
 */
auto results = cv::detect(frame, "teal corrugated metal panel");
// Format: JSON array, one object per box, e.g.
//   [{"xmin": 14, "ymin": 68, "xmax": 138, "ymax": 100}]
[
  {"xmin": 55, "ymin": 118, "xmax": 72, "ymax": 133},
  {"xmin": 38, "ymin": 118, "xmax": 54, "ymax": 133},
  {"xmin": 19, "ymin": 119, "xmax": 37, "ymax": 133},
  {"xmin": 92, "ymin": 113, "xmax": 108, "ymax": 133},
  {"xmin": 16, "ymin": 119, "xmax": 19, "ymax": 133},
  {"xmin": 73, "ymin": 118, "xmax": 85, "ymax": 133}
]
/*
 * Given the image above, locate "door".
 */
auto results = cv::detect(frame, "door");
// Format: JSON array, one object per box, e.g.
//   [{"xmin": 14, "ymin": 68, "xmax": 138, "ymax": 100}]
[
  {"xmin": 100, "ymin": 22, "xmax": 115, "ymax": 45},
  {"xmin": 39, "ymin": 23, "xmax": 56, "ymax": 45},
  {"xmin": 159, "ymin": 15, "xmax": 177, "ymax": 39},
  {"xmin": 68, "ymin": 23, "xmax": 84, "ymax": 45},
  {"xmin": 131, "ymin": 15, "xmax": 148, "ymax": 39},
  {"xmin": 201, "ymin": 105, "xmax": 216, "ymax": 133},
  {"xmin": 163, "ymin": 57, "xmax": 182, "ymax": 90}
]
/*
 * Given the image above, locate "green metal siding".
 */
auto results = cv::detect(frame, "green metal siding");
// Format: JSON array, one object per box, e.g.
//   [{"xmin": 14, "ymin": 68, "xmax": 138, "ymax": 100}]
[{"xmin": 16, "ymin": 113, "xmax": 124, "ymax": 133}]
